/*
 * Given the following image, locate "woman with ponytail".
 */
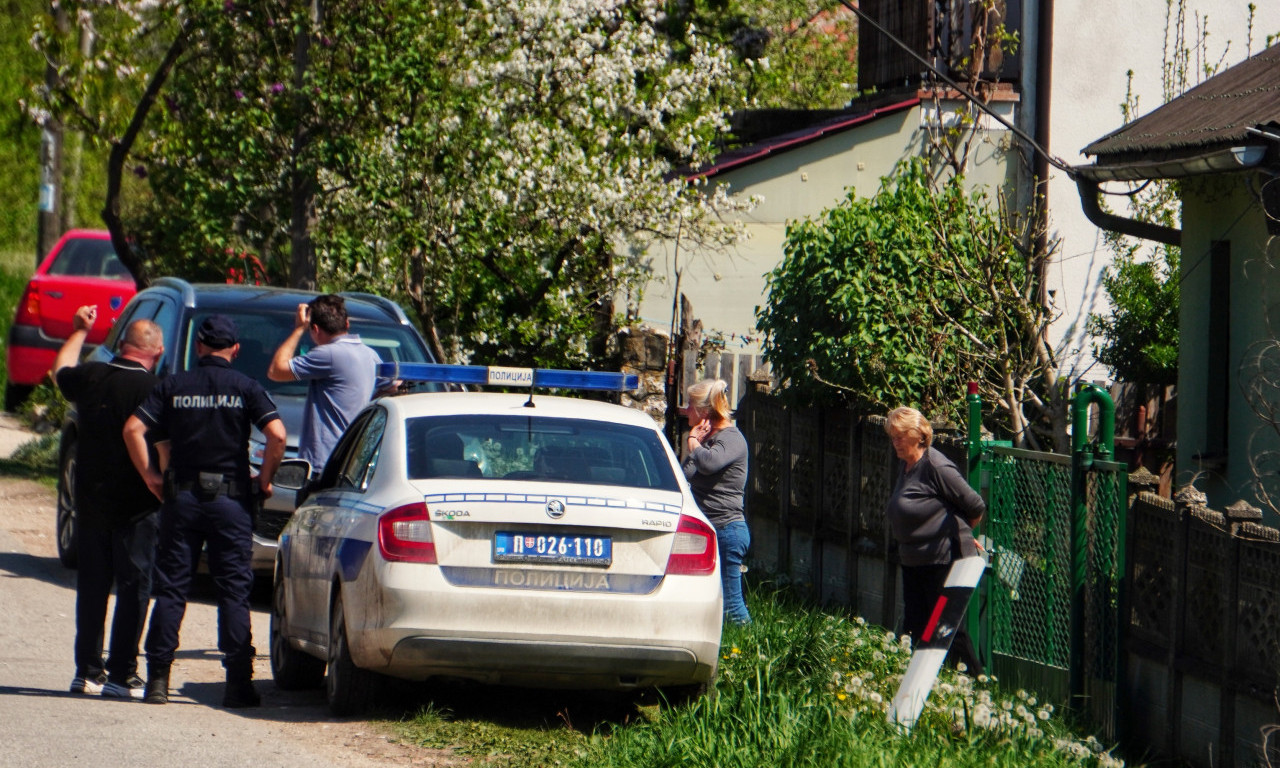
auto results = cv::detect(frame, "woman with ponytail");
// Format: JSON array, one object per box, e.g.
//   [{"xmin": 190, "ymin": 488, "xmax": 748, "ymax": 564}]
[{"xmin": 681, "ymin": 378, "xmax": 752, "ymax": 625}]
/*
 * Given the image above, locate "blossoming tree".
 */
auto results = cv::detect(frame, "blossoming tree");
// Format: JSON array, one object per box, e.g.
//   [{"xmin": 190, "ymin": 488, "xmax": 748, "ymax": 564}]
[{"xmin": 30, "ymin": 0, "xmax": 752, "ymax": 367}]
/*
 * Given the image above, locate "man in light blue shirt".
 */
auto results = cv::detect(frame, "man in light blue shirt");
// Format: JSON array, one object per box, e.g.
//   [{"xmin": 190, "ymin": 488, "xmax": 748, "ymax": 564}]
[{"xmin": 268, "ymin": 294, "xmax": 382, "ymax": 472}]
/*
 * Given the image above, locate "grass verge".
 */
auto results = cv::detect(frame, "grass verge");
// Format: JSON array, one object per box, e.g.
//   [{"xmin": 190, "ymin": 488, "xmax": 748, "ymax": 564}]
[
  {"xmin": 0, "ymin": 432, "xmax": 59, "ymax": 484},
  {"xmin": 383, "ymin": 581, "xmax": 1129, "ymax": 768}
]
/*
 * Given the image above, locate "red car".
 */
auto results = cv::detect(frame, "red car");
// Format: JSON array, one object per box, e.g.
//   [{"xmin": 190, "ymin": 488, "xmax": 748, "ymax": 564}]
[{"xmin": 5, "ymin": 230, "xmax": 136, "ymax": 411}]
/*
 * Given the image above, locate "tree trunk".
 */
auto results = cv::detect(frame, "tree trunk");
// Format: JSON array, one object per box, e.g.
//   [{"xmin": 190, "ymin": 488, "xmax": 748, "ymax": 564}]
[
  {"xmin": 102, "ymin": 20, "xmax": 193, "ymax": 289},
  {"xmin": 587, "ymin": 243, "xmax": 614, "ymax": 364},
  {"xmin": 288, "ymin": 0, "xmax": 322, "ymax": 291}
]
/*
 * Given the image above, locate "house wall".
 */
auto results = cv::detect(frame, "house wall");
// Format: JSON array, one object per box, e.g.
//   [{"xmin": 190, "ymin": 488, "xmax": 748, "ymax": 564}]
[
  {"xmin": 636, "ymin": 103, "xmax": 1015, "ymax": 355},
  {"xmin": 640, "ymin": 0, "xmax": 1280, "ymax": 389},
  {"xmin": 1044, "ymin": 0, "xmax": 1280, "ymax": 380},
  {"xmin": 1177, "ymin": 173, "xmax": 1278, "ymax": 515}
]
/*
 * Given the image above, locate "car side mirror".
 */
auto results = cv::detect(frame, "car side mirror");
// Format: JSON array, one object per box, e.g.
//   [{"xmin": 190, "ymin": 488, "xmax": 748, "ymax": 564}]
[
  {"xmin": 264, "ymin": 458, "xmax": 313, "ymax": 512},
  {"xmin": 274, "ymin": 459, "xmax": 312, "ymax": 491}
]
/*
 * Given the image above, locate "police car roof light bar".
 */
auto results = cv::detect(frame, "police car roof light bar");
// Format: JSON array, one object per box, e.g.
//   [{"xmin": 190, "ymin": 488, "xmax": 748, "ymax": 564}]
[{"xmin": 378, "ymin": 362, "xmax": 639, "ymax": 392}]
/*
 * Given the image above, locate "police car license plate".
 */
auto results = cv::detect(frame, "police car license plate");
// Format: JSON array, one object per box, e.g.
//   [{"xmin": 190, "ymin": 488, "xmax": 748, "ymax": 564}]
[{"xmin": 493, "ymin": 531, "xmax": 612, "ymax": 566}]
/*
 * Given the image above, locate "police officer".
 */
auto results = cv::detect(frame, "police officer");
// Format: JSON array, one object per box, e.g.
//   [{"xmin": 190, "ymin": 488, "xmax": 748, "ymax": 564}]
[{"xmin": 123, "ymin": 314, "xmax": 286, "ymax": 708}]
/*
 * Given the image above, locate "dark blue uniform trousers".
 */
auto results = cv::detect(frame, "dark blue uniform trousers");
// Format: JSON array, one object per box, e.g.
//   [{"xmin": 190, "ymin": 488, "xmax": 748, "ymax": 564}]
[
  {"xmin": 145, "ymin": 490, "xmax": 256, "ymax": 674},
  {"xmin": 75, "ymin": 513, "xmax": 159, "ymax": 683}
]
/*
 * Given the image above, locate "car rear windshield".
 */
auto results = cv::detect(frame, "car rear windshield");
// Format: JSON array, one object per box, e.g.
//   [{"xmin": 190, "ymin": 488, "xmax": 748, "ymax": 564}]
[
  {"xmin": 405, "ymin": 414, "xmax": 681, "ymax": 492},
  {"xmin": 46, "ymin": 238, "xmax": 130, "ymax": 279},
  {"xmin": 184, "ymin": 310, "xmax": 435, "ymax": 396}
]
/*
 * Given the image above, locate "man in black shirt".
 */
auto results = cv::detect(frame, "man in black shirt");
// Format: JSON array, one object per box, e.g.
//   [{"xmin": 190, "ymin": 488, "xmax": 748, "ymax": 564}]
[
  {"xmin": 54, "ymin": 305, "xmax": 164, "ymax": 700},
  {"xmin": 124, "ymin": 314, "xmax": 285, "ymax": 708}
]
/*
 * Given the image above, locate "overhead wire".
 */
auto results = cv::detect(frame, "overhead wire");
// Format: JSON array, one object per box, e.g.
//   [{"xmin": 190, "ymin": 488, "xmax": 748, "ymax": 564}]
[{"xmin": 833, "ymin": 0, "xmax": 1077, "ymax": 176}]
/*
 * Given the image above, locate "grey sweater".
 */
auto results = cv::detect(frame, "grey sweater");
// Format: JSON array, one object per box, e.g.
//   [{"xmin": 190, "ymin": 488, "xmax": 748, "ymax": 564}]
[
  {"xmin": 886, "ymin": 446, "xmax": 986, "ymax": 567},
  {"xmin": 681, "ymin": 425, "xmax": 748, "ymax": 528}
]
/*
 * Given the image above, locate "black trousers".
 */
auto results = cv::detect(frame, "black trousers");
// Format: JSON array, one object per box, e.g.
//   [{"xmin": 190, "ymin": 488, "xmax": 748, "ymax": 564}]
[
  {"xmin": 74, "ymin": 512, "xmax": 158, "ymax": 683},
  {"xmin": 145, "ymin": 490, "xmax": 256, "ymax": 674},
  {"xmin": 901, "ymin": 561, "xmax": 983, "ymax": 674}
]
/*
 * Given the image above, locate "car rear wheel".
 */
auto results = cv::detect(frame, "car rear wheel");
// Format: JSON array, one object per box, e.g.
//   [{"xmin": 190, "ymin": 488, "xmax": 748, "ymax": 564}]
[
  {"xmin": 326, "ymin": 595, "xmax": 381, "ymax": 716},
  {"xmin": 56, "ymin": 438, "xmax": 78, "ymax": 569},
  {"xmin": 4, "ymin": 383, "xmax": 32, "ymax": 413},
  {"xmin": 270, "ymin": 573, "xmax": 325, "ymax": 690}
]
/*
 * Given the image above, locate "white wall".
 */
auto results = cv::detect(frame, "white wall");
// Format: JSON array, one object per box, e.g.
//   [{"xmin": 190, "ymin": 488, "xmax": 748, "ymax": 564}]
[
  {"xmin": 637, "ymin": 0, "xmax": 1280, "ymax": 375},
  {"xmin": 635, "ymin": 101, "xmax": 1015, "ymax": 357},
  {"xmin": 1044, "ymin": 0, "xmax": 1280, "ymax": 380}
]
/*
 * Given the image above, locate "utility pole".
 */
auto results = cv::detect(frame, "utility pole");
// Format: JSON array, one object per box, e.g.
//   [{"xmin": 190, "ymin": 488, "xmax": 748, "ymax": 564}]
[{"xmin": 36, "ymin": 1, "xmax": 69, "ymax": 265}]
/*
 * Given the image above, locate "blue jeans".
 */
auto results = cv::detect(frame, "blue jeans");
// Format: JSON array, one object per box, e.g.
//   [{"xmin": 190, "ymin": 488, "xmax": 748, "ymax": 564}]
[{"xmin": 717, "ymin": 520, "xmax": 752, "ymax": 625}]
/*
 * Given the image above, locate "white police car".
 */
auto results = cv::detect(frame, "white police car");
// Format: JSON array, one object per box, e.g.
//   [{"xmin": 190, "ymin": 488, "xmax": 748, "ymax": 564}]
[{"xmin": 269, "ymin": 364, "xmax": 723, "ymax": 715}]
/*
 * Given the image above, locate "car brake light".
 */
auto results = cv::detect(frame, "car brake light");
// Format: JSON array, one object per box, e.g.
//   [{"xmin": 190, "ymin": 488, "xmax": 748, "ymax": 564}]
[
  {"xmin": 14, "ymin": 283, "xmax": 40, "ymax": 325},
  {"xmin": 665, "ymin": 515, "xmax": 717, "ymax": 576},
  {"xmin": 378, "ymin": 502, "xmax": 437, "ymax": 563}
]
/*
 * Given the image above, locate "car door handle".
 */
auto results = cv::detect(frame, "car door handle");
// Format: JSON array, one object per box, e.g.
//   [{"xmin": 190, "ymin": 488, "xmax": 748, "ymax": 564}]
[{"xmin": 45, "ymin": 290, "xmax": 64, "ymax": 299}]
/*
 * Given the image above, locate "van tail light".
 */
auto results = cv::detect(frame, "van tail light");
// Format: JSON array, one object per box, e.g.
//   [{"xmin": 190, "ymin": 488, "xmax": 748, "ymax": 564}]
[
  {"xmin": 13, "ymin": 283, "xmax": 40, "ymax": 325},
  {"xmin": 378, "ymin": 502, "xmax": 437, "ymax": 563},
  {"xmin": 665, "ymin": 514, "xmax": 717, "ymax": 576}
]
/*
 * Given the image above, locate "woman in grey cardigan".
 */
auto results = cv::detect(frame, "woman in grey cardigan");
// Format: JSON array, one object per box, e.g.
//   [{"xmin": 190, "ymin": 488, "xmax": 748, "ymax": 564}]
[
  {"xmin": 885, "ymin": 406, "xmax": 985, "ymax": 671},
  {"xmin": 682, "ymin": 378, "xmax": 751, "ymax": 625}
]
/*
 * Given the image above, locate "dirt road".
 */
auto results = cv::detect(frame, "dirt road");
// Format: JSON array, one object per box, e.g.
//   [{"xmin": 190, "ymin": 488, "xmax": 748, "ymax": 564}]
[{"xmin": 0, "ymin": 475, "xmax": 454, "ymax": 767}]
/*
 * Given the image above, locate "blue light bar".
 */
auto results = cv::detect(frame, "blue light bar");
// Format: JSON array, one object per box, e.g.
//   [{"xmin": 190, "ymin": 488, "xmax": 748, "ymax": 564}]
[{"xmin": 379, "ymin": 362, "xmax": 639, "ymax": 392}]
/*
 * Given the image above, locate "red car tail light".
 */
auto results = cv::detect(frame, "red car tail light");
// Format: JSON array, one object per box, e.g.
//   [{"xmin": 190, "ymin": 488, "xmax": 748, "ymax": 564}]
[
  {"xmin": 378, "ymin": 502, "xmax": 437, "ymax": 563},
  {"xmin": 13, "ymin": 283, "xmax": 40, "ymax": 325},
  {"xmin": 665, "ymin": 514, "xmax": 717, "ymax": 576}
]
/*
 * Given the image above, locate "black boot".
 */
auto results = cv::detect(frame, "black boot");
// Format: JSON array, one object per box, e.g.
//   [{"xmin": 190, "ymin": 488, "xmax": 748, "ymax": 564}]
[
  {"xmin": 144, "ymin": 664, "xmax": 170, "ymax": 705},
  {"xmin": 222, "ymin": 667, "xmax": 261, "ymax": 709}
]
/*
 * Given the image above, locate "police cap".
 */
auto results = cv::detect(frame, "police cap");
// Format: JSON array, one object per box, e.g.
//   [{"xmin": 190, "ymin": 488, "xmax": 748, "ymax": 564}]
[{"xmin": 197, "ymin": 314, "xmax": 239, "ymax": 349}]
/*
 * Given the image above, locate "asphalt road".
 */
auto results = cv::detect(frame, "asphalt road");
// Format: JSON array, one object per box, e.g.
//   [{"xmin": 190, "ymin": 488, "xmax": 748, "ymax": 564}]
[{"xmin": 0, "ymin": 474, "xmax": 437, "ymax": 768}]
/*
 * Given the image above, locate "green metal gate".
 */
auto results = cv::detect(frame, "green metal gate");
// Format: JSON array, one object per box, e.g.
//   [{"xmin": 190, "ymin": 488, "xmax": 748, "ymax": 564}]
[{"xmin": 966, "ymin": 385, "xmax": 1128, "ymax": 741}]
